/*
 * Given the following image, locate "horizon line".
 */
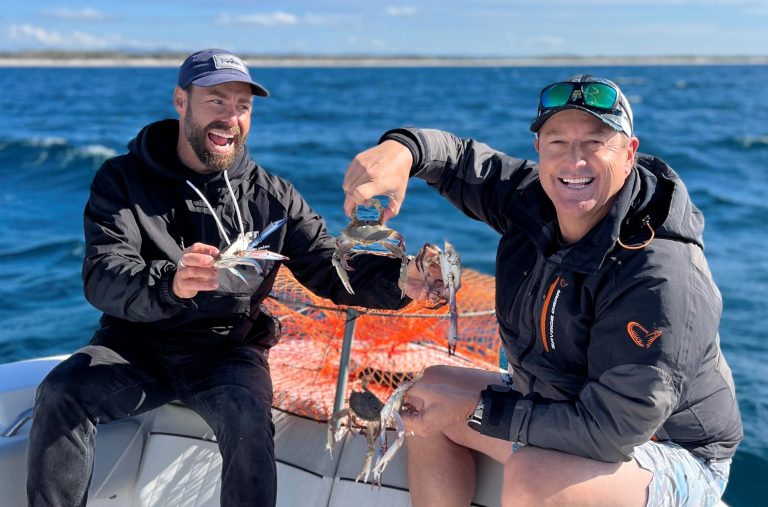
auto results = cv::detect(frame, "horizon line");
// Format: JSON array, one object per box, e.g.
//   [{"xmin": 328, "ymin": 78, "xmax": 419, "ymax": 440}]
[{"xmin": 1, "ymin": 51, "xmax": 767, "ymax": 68}]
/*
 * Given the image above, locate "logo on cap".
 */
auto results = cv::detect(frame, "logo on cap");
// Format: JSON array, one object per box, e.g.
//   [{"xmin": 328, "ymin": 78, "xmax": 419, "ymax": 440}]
[{"xmin": 212, "ymin": 54, "xmax": 248, "ymax": 74}]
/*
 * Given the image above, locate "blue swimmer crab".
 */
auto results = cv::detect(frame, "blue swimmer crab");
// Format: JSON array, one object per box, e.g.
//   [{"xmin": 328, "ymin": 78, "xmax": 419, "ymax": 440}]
[
  {"xmin": 327, "ymin": 374, "xmax": 420, "ymax": 485},
  {"xmin": 415, "ymin": 241, "xmax": 462, "ymax": 355},
  {"xmin": 185, "ymin": 173, "xmax": 289, "ymax": 283},
  {"xmin": 332, "ymin": 195, "xmax": 408, "ymax": 297}
]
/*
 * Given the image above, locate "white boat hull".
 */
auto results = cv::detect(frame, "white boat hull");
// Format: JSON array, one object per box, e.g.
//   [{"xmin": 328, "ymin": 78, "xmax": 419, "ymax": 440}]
[{"xmin": 0, "ymin": 356, "xmax": 504, "ymax": 506}]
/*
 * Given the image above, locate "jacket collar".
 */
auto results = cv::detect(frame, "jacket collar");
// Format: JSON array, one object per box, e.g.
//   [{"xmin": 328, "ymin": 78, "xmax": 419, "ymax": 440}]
[
  {"xmin": 129, "ymin": 119, "xmax": 252, "ymax": 187},
  {"xmin": 512, "ymin": 168, "xmax": 641, "ymax": 275}
]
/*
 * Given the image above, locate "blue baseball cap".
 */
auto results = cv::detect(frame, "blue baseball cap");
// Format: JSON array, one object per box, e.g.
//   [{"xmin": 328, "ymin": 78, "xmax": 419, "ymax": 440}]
[{"xmin": 177, "ymin": 49, "xmax": 269, "ymax": 97}]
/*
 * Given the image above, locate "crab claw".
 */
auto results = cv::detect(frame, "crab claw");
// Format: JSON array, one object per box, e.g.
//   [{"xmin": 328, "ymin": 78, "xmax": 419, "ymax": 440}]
[
  {"xmin": 371, "ymin": 413, "xmax": 406, "ymax": 484},
  {"xmin": 381, "ymin": 240, "xmax": 409, "ymax": 299},
  {"xmin": 440, "ymin": 241, "xmax": 462, "ymax": 356},
  {"xmin": 247, "ymin": 218, "xmax": 288, "ymax": 249},
  {"xmin": 332, "ymin": 242, "xmax": 356, "ymax": 294},
  {"xmin": 327, "ymin": 408, "xmax": 351, "ymax": 459},
  {"xmin": 226, "ymin": 266, "xmax": 250, "ymax": 285}
]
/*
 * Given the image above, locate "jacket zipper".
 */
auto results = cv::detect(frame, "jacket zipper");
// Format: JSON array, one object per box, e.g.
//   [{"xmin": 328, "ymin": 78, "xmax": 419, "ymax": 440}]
[
  {"xmin": 520, "ymin": 264, "xmax": 564, "ymax": 358},
  {"xmin": 515, "ymin": 259, "xmax": 547, "ymax": 365}
]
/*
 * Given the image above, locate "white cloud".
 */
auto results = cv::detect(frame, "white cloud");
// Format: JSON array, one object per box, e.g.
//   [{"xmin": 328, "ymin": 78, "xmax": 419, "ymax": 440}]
[
  {"xmin": 217, "ymin": 12, "xmax": 298, "ymax": 26},
  {"xmin": 42, "ymin": 7, "xmax": 107, "ymax": 21},
  {"xmin": 386, "ymin": 6, "xmax": 420, "ymax": 17},
  {"xmin": 216, "ymin": 11, "xmax": 358, "ymax": 29},
  {"xmin": 8, "ymin": 24, "xmax": 139, "ymax": 49},
  {"xmin": 9, "ymin": 25, "xmax": 64, "ymax": 46}
]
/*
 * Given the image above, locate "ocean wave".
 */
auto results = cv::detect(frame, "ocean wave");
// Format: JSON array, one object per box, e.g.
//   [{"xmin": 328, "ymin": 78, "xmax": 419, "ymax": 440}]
[
  {"xmin": 691, "ymin": 186, "xmax": 768, "ymax": 212},
  {"xmin": 79, "ymin": 144, "xmax": 118, "ymax": 158},
  {"xmin": 3, "ymin": 136, "xmax": 68, "ymax": 148},
  {"xmin": 734, "ymin": 136, "xmax": 768, "ymax": 149},
  {"xmin": 0, "ymin": 238, "xmax": 84, "ymax": 262},
  {"xmin": 0, "ymin": 136, "xmax": 115, "ymax": 190}
]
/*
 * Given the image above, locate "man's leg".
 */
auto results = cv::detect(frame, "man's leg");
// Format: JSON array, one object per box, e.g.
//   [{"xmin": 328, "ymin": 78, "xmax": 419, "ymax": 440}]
[
  {"xmin": 26, "ymin": 343, "xmax": 174, "ymax": 507},
  {"xmin": 175, "ymin": 346, "xmax": 276, "ymax": 507},
  {"xmin": 406, "ymin": 365, "xmax": 514, "ymax": 507},
  {"xmin": 405, "ymin": 366, "xmax": 721, "ymax": 507},
  {"xmin": 501, "ymin": 445, "xmax": 651, "ymax": 507}
]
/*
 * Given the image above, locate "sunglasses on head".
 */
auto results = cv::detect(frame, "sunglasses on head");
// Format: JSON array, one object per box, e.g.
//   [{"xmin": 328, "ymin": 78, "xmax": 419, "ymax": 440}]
[{"xmin": 539, "ymin": 81, "xmax": 620, "ymax": 112}]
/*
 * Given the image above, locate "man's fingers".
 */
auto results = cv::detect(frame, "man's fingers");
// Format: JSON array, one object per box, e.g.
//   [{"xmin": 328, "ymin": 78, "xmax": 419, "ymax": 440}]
[
  {"xmin": 344, "ymin": 185, "xmax": 404, "ymax": 221},
  {"xmin": 382, "ymin": 193, "xmax": 402, "ymax": 222},
  {"xmin": 348, "ymin": 182, "xmax": 383, "ymax": 207},
  {"xmin": 174, "ymin": 245, "xmax": 220, "ymax": 299},
  {"xmin": 185, "ymin": 242, "xmax": 219, "ymax": 258},
  {"xmin": 342, "ymin": 141, "xmax": 411, "ymax": 219},
  {"xmin": 178, "ymin": 265, "xmax": 218, "ymax": 282},
  {"xmin": 342, "ymin": 158, "xmax": 369, "ymax": 194},
  {"xmin": 343, "ymin": 194, "xmax": 356, "ymax": 218},
  {"xmin": 181, "ymin": 252, "xmax": 217, "ymax": 268},
  {"xmin": 173, "ymin": 265, "xmax": 219, "ymax": 299}
]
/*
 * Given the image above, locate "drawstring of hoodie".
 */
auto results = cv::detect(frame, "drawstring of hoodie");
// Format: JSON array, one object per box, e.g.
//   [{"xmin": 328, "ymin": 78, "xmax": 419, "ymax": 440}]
[
  {"xmin": 185, "ymin": 170, "xmax": 242, "ymax": 246},
  {"xmin": 617, "ymin": 216, "xmax": 655, "ymax": 250}
]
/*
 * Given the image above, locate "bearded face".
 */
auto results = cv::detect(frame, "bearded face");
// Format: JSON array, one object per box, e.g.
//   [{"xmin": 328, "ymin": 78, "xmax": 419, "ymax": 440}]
[{"xmin": 182, "ymin": 108, "xmax": 245, "ymax": 173}]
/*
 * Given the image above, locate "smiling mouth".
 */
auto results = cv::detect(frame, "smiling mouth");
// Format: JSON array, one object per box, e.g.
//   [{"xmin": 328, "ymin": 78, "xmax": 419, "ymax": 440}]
[
  {"xmin": 208, "ymin": 130, "xmax": 235, "ymax": 148},
  {"xmin": 559, "ymin": 177, "xmax": 594, "ymax": 188}
]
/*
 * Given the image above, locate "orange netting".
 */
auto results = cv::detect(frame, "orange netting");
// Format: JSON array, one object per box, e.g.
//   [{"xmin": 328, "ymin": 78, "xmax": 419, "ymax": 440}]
[{"xmin": 266, "ymin": 265, "xmax": 500, "ymax": 422}]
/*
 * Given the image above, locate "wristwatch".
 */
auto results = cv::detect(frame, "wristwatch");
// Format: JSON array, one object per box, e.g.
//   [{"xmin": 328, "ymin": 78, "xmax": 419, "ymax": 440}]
[{"xmin": 466, "ymin": 392, "xmax": 485, "ymax": 431}]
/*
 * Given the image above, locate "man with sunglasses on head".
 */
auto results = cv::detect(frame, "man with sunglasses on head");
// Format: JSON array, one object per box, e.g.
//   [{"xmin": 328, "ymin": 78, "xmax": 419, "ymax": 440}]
[{"xmin": 341, "ymin": 75, "xmax": 742, "ymax": 506}]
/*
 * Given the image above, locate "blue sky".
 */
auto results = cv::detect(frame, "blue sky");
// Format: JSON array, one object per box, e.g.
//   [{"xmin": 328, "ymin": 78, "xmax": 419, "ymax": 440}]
[{"xmin": 3, "ymin": 1, "xmax": 767, "ymax": 57}]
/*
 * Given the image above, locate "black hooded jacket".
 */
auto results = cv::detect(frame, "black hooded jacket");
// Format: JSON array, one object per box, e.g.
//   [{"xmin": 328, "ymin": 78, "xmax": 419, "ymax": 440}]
[
  {"xmin": 83, "ymin": 119, "xmax": 408, "ymax": 348},
  {"xmin": 384, "ymin": 128, "xmax": 742, "ymax": 463}
]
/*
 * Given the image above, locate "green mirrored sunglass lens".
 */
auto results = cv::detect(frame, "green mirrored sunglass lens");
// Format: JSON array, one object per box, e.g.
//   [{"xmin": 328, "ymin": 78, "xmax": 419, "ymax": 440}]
[
  {"xmin": 541, "ymin": 84, "xmax": 574, "ymax": 108},
  {"xmin": 582, "ymin": 84, "xmax": 617, "ymax": 109}
]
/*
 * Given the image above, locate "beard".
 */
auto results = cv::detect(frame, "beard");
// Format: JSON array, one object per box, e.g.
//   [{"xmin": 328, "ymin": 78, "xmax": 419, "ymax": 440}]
[{"xmin": 182, "ymin": 111, "xmax": 244, "ymax": 173}]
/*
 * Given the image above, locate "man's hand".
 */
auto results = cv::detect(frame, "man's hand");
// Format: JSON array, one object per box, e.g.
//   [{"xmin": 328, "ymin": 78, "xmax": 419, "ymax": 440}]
[
  {"xmin": 400, "ymin": 381, "xmax": 480, "ymax": 437},
  {"xmin": 343, "ymin": 140, "xmax": 413, "ymax": 223},
  {"xmin": 172, "ymin": 243, "xmax": 220, "ymax": 299}
]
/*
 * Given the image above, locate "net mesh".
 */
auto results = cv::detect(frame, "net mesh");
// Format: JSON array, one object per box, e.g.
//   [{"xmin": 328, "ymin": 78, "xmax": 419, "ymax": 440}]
[{"xmin": 267, "ymin": 265, "xmax": 499, "ymax": 421}]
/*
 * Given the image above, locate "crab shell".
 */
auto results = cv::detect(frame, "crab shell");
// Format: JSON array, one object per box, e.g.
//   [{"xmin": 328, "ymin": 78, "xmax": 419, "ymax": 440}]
[
  {"xmin": 332, "ymin": 225, "xmax": 409, "ymax": 297},
  {"xmin": 349, "ymin": 389, "xmax": 386, "ymax": 421}
]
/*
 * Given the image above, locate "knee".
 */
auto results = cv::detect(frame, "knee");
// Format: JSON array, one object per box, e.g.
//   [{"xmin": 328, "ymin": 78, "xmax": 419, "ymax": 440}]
[
  {"xmin": 213, "ymin": 390, "xmax": 274, "ymax": 440},
  {"xmin": 35, "ymin": 362, "xmax": 83, "ymax": 410},
  {"xmin": 216, "ymin": 409, "xmax": 275, "ymax": 464},
  {"xmin": 420, "ymin": 364, "xmax": 459, "ymax": 384}
]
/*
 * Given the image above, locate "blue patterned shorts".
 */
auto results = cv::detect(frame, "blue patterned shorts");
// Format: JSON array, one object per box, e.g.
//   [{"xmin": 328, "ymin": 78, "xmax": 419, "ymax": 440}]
[
  {"xmin": 499, "ymin": 369, "xmax": 729, "ymax": 506},
  {"xmin": 633, "ymin": 440, "xmax": 730, "ymax": 507}
]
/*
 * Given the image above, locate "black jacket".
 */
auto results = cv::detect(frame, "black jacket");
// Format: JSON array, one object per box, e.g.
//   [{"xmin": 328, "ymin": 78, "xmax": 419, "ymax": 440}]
[
  {"xmin": 385, "ymin": 128, "xmax": 742, "ymax": 463},
  {"xmin": 83, "ymin": 119, "xmax": 408, "ymax": 348}
]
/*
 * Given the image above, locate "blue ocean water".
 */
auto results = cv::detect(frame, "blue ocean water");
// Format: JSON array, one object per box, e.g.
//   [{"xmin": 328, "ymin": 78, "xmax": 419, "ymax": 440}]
[{"xmin": 0, "ymin": 65, "xmax": 766, "ymax": 504}]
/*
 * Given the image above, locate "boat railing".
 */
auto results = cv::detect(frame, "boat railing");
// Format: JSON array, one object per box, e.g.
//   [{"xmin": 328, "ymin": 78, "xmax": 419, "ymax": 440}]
[{"xmin": 1, "ymin": 407, "xmax": 33, "ymax": 437}]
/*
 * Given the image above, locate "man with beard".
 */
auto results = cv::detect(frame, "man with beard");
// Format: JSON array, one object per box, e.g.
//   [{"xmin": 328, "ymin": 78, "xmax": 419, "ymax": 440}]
[{"xmin": 25, "ymin": 49, "xmax": 429, "ymax": 507}]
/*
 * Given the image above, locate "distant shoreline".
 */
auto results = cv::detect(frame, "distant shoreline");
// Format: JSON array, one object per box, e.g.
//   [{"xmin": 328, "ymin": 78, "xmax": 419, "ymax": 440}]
[{"xmin": 1, "ymin": 53, "xmax": 767, "ymax": 68}]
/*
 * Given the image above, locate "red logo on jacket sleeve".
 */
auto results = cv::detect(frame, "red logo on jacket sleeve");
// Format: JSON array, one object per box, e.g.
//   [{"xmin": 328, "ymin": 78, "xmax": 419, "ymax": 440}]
[{"xmin": 626, "ymin": 322, "xmax": 662, "ymax": 348}]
